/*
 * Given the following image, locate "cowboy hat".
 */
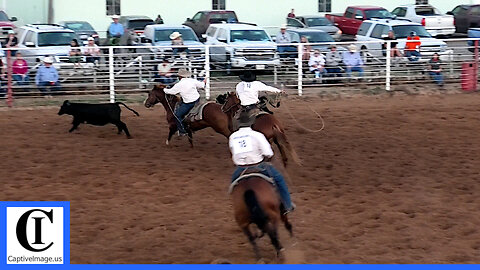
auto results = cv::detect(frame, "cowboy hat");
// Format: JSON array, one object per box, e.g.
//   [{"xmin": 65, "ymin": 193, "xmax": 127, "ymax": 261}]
[
  {"xmin": 169, "ymin": 31, "xmax": 182, "ymax": 40},
  {"xmin": 239, "ymin": 70, "xmax": 257, "ymax": 82},
  {"xmin": 43, "ymin": 56, "xmax": 54, "ymax": 63},
  {"xmin": 111, "ymin": 15, "xmax": 120, "ymax": 19},
  {"xmin": 7, "ymin": 30, "xmax": 15, "ymax": 35},
  {"xmin": 87, "ymin": 37, "xmax": 94, "ymax": 41},
  {"xmin": 280, "ymin": 24, "xmax": 287, "ymax": 29},
  {"xmin": 177, "ymin": 68, "xmax": 192, "ymax": 78},
  {"xmin": 347, "ymin": 44, "xmax": 357, "ymax": 52}
]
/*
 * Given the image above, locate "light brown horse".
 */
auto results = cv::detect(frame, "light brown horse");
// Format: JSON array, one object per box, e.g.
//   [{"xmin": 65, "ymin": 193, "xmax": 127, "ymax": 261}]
[
  {"xmin": 221, "ymin": 92, "xmax": 301, "ymax": 167},
  {"xmin": 144, "ymin": 84, "xmax": 231, "ymax": 146},
  {"xmin": 231, "ymin": 176, "xmax": 293, "ymax": 262}
]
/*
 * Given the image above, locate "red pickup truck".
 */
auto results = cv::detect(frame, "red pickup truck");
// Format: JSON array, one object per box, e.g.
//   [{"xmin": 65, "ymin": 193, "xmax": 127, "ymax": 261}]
[{"xmin": 325, "ymin": 6, "xmax": 394, "ymax": 35}]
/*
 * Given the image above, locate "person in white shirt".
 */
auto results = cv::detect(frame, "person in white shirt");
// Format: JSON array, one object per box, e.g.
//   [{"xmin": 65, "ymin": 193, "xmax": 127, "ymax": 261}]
[
  {"xmin": 229, "ymin": 110, "xmax": 295, "ymax": 214},
  {"xmin": 236, "ymin": 70, "xmax": 282, "ymax": 109},
  {"xmin": 164, "ymin": 68, "xmax": 205, "ymax": 135},
  {"xmin": 276, "ymin": 25, "xmax": 296, "ymax": 58},
  {"xmin": 83, "ymin": 37, "xmax": 100, "ymax": 64},
  {"xmin": 308, "ymin": 49, "xmax": 326, "ymax": 79}
]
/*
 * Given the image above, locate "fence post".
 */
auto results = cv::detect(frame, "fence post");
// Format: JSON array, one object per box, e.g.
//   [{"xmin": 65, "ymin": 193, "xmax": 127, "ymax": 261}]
[
  {"xmin": 297, "ymin": 43, "xmax": 303, "ymax": 96},
  {"xmin": 205, "ymin": 45, "xmax": 210, "ymax": 100},
  {"xmin": 475, "ymin": 40, "xmax": 479, "ymax": 91},
  {"xmin": 6, "ymin": 49, "xmax": 12, "ymax": 107},
  {"xmin": 108, "ymin": 47, "xmax": 115, "ymax": 103},
  {"xmin": 385, "ymin": 41, "xmax": 391, "ymax": 91},
  {"xmin": 138, "ymin": 55, "xmax": 143, "ymax": 89}
]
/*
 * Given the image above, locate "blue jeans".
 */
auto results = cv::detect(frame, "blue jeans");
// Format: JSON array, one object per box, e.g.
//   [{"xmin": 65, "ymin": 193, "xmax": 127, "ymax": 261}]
[
  {"xmin": 13, "ymin": 74, "xmax": 30, "ymax": 86},
  {"xmin": 326, "ymin": 67, "xmax": 343, "ymax": 76},
  {"xmin": 346, "ymin": 66, "xmax": 364, "ymax": 77},
  {"xmin": 154, "ymin": 75, "xmax": 175, "ymax": 85},
  {"xmin": 174, "ymin": 98, "xmax": 198, "ymax": 134},
  {"xmin": 405, "ymin": 50, "xmax": 421, "ymax": 62},
  {"xmin": 37, "ymin": 81, "xmax": 61, "ymax": 94},
  {"xmin": 429, "ymin": 71, "xmax": 443, "ymax": 85},
  {"xmin": 277, "ymin": 45, "xmax": 297, "ymax": 58},
  {"xmin": 231, "ymin": 162, "xmax": 293, "ymax": 211}
]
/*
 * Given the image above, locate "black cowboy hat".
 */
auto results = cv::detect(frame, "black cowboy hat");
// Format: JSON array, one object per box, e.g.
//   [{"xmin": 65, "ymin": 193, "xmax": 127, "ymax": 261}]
[
  {"xmin": 239, "ymin": 70, "xmax": 257, "ymax": 82},
  {"xmin": 238, "ymin": 110, "xmax": 255, "ymax": 128}
]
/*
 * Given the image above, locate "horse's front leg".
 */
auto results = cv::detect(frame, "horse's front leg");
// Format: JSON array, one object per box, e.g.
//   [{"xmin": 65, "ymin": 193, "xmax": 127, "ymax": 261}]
[{"xmin": 166, "ymin": 125, "xmax": 177, "ymax": 145}]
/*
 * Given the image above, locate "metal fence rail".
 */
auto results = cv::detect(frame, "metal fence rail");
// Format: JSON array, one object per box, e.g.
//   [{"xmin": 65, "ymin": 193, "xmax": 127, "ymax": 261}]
[{"xmin": 1, "ymin": 38, "xmax": 479, "ymax": 107}]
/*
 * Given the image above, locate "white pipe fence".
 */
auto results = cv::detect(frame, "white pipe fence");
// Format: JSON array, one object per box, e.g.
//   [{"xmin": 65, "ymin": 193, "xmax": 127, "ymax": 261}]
[{"xmin": 1, "ymin": 38, "xmax": 479, "ymax": 106}]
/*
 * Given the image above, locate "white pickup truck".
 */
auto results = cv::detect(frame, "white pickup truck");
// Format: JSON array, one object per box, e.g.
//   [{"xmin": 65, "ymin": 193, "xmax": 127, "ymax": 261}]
[{"xmin": 391, "ymin": 5, "xmax": 455, "ymax": 37}]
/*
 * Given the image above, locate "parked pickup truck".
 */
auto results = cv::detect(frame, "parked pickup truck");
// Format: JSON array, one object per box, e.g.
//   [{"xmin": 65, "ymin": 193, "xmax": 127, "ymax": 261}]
[
  {"xmin": 447, "ymin": 5, "xmax": 480, "ymax": 33},
  {"xmin": 325, "ymin": 6, "xmax": 395, "ymax": 35},
  {"xmin": 391, "ymin": 5, "xmax": 455, "ymax": 37},
  {"xmin": 467, "ymin": 28, "xmax": 480, "ymax": 52},
  {"xmin": 183, "ymin": 10, "xmax": 239, "ymax": 40}
]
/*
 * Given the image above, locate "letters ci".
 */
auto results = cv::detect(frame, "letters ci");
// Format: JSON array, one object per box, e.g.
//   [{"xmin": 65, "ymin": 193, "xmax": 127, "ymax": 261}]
[{"xmin": 16, "ymin": 209, "xmax": 54, "ymax": 252}]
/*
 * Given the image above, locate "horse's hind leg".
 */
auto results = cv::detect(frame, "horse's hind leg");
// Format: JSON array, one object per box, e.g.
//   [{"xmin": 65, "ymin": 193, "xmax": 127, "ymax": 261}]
[
  {"xmin": 242, "ymin": 227, "xmax": 261, "ymax": 262},
  {"xmin": 187, "ymin": 130, "xmax": 193, "ymax": 148},
  {"xmin": 281, "ymin": 214, "xmax": 293, "ymax": 237},
  {"xmin": 266, "ymin": 223, "xmax": 284, "ymax": 261}
]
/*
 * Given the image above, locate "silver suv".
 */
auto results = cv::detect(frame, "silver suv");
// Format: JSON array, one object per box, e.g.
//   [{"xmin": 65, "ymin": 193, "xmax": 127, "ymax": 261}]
[{"xmin": 16, "ymin": 24, "xmax": 79, "ymax": 67}]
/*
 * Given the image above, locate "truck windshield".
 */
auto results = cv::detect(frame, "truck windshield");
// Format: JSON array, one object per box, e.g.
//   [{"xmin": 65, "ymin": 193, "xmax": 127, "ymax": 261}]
[
  {"xmin": 305, "ymin": 17, "xmax": 333, "ymax": 27},
  {"xmin": 38, "ymin": 32, "xmax": 78, "ymax": 46},
  {"xmin": 230, "ymin": 30, "xmax": 271, "ymax": 42},
  {"xmin": 127, "ymin": 19, "xmax": 154, "ymax": 30},
  {"xmin": 392, "ymin": 25, "xmax": 432, "ymax": 38},
  {"xmin": 415, "ymin": 7, "xmax": 441, "ymax": 16},
  {"xmin": 364, "ymin": 9, "xmax": 395, "ymax": 19},
  {"xmin": 298, "ymin": 32, "xmax": 334, "ymax": 43},
  {"xmin": 65, "ymin": 22, "xmax": 94, "ymax": 31},
  {"xmin": 208, "ymin": 12, "xmax": 237, "ymax": 23},
  {"xmin": 154, "ymin": 29, "xmax": 198, "ymax": 42}
]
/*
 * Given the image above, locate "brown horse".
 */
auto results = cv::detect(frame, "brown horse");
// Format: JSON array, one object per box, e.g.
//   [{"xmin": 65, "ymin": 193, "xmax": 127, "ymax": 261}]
[
  {"xmin": 144, "ymin": 84, "xmax": 231, "ymax": 146},
  {"xmin": 221, "ymin": 92, "xmax": 301, "ymax": 167},
  {"xmin": 231, "ymin": 176, "xmax": 293, "ymax": 262}
]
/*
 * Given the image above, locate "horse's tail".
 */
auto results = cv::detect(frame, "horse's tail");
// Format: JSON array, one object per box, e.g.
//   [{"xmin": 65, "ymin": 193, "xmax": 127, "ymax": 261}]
[
  {"xmin": 273, "ymin": 125, "xmax": 302, "ymax": 166},
  {"xmin": 244, "ymin": 189, "xmax": 269, "ymax": 232},
  {"xmin": 116, "ymin": 102, "xmax": 140, "ymax": 116}
]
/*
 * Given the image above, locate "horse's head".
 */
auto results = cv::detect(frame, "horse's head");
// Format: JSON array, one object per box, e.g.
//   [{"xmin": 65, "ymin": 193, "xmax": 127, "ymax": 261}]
[
  {"xmin": 221, "ymin": 92, "xmax": 241, "ymax": 113},
  {"xmin": 215, "ymin": 93, "xmax": 228, "ymax": 105},
  {"xmin": 144, "ymin": 84, "xmax": 167, "ymax": 108}
]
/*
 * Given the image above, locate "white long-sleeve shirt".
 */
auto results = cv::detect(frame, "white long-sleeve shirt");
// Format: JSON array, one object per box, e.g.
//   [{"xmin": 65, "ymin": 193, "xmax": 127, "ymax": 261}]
[
  {"xmin": 164, "ymin": 78, "xmax": 205, "ymax": 103},
  {"xmin": 235, "ymin": 81, "xmax": 281, "ymax": 106},
  {"xmin": 308, "ymin": 54, "xmax": 325, "ymax": 72},
  {"xmin": 229, "ymin": 127, "xmax": 274, "ymax": 165}
]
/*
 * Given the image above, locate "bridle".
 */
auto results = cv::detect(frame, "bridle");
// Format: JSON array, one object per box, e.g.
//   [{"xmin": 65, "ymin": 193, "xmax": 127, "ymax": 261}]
[{"xmin": 221, "ymin": 95, "xmax": 240, "ymax": 113}]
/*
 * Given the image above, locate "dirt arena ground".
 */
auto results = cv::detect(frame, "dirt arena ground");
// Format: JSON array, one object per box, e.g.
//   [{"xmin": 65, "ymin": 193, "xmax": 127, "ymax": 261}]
[{"xmin": 2, "ymin": 91, "xmax": 480, "ymax": 264}]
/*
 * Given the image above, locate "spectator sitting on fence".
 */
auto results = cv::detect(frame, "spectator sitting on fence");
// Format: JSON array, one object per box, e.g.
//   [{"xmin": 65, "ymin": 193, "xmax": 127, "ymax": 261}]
[
  {"xmin": 308, "ymin": 49, "xmax": 326, "ymax": 81},
  {"xmin": 300, "ymin": 36, "xmax": 312, "ymax": 62},
  {"xmin": 382, "ymin": 30, "xmax": 402, "ymax": 60},
  {"xmin": 35, "ymin": 57, "xmax": 61, "ymax": 95},
  {"xmin": 108, "ymin": 15, "xmax": 124, "ymax": 46},
  {"xmin": 69, "ymin": 39, "xmax": 82, "ymax": 67},
  {"xmin": 12, "ymin": 52, "xmax": 29, "ymax": 86},
  {"xmin": 170, "ymin": 31, "xmax": 189, "ymax": 57},
  {"xmin": 405, "ymin": 31, "xmax": 422, "ymax": 62},
  {"xmin": 287, "ymin": 8, "xmax": 296, "ymax": 18},
  {"xmin": 325, "ymin": 45, "xmax": 343, "ymax": 78},
  {"xmin": 5, "ymin": 30, "xmax": 18, "ymax": 57},
  {"xmin": 84, "ymin": 37, "xmax": 100, "ymax": 65},
  {"xmin": 276, "ymin": 25, "xmax": 296, "ymax": 58},
  {"xmin": 154, "ymin": 58, "xmax": 176, "ymax": 85},
  {"xmin": 427, "ymin": 53, "xmax": 444, "ymax": 87},
  {"xmin": 342, "ymin": 44, "xmax": 364, "ymax": 79}
]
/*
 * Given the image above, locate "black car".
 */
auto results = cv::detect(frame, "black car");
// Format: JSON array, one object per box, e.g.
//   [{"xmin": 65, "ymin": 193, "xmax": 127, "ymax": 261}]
[{"xmin": 57, "ymin": 21, "xmax": 99, "ymax": 44}]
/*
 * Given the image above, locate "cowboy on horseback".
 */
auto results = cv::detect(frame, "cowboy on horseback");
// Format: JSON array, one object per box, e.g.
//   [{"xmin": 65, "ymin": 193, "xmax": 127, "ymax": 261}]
[
  {"xmin": 164, "ymin": 68, "xmax": 205, "ymax": 136},
  {"xmin": 229, "ymin": 110, "xmax": 295, "ymax": 215}
]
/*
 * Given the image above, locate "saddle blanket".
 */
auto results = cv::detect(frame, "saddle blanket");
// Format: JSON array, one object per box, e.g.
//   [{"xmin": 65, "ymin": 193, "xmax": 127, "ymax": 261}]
[
  {"xmin": 228, "ymin": 173, "xmax": 275, "ymax": 194},
  {"xmin": 184, "ymin": 101, "xmax": 215, "ymax": 122}
]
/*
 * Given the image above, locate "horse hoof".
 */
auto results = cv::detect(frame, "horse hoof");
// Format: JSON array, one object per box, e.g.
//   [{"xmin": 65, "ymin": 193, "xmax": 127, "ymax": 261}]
[
  {"xmin": 257, "ymin": 258, "xmax": 266, "ymax": 264},
  {"xmin": 165, "ymin": 139, "xmax": 169, "ymax": 145}
]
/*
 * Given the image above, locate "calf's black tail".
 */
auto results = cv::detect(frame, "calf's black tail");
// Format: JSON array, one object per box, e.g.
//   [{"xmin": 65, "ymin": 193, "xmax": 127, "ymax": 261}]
[
  {"xmin": 244, "ymin": 189, "xmax": 269, "ymax": 232},
  {"xmin": 116, "ymin": 102, "xmax": 140, "ymax": 116}
]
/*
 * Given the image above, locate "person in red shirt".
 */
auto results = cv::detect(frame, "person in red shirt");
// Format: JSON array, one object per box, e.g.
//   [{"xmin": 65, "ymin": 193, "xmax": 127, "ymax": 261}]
[
  {"xmin": 287, "ymin": 8, "xmax": 295, "ymax": 18},
  {"xmin": 404, "ymin": 31, "xmax": 422, "ymax": 61},
  {"xmin": 12, "ymin": 52, "xmax": 30, "ymax": 86}
]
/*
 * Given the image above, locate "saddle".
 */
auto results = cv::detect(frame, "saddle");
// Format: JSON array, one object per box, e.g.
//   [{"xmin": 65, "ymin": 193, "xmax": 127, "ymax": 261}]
[
  {"xmin": 232, "ymin": 106, "xmax": 270, "ymax": 130},
  {"xmin": 183, "ymin": 101, "xmax": 215, "ymax": 123},
  {"xmin": 228, "ymin": 170, "xmax": 275, "ymax": 194}
]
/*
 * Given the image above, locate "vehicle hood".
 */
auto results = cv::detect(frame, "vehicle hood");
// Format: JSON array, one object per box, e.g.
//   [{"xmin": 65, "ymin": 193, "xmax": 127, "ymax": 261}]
[
  {"xmin": 0, "ymin": 21, "xmax": 15, "ymax": 27},
  {"xmin": 307, "ymin": 26, "xmax": 340, "ymax": 33},
  {"xmin": 28, "ymin": 46, "xmax": 71, "ymax": 56},
  {"xmin": 230, "ymin": 41, "xmax": 276, "ymax": 49},
  {"xmin": 75, "ymin": 30, "xmax": 98, "ymax": 37}
]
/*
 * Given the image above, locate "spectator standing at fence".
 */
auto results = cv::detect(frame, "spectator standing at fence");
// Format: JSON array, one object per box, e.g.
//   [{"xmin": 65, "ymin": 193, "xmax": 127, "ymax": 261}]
[
  {"xmin": 428, "ymin": 53, "xmax": 444, "ymax": 87},
  {"xmin": 69, "ymin": 39, "xmax": 82, "ymax": 67},
  {"xmin": 287, "ymin": 8, "xmax": 296, "ymax": 18},
  {"xmin": 5, "ymin": 30, "xmax": 18, "ymax": 57},
  {"xmin": 12, "ymin": 52, "xmax": 29, "ymax": 86},
  {"xmin": 382, "ymin": 30, "xmax": 402, "ymax": 59},
  {"xmin": 342, "ymin": 44, "xmax": 364, "ymax": 78},
  {"xmin": 405, "ymin": 31, "xmax": 421, "ymax": 62},
  {"xmin": 170, "ymin": 31, "xmax": 189, "ymax": 57},
  {"xmin": 300, "ymin": 36, "xmax": 312, "ymax": 61},
  {"xmin": 84, "ymin": 37, "xmax": 100, "ymax": 64},
  {"xmin": 325, "ymin": 45, "xmax": 343, "ymax": 77},
  {"xmin": 308, "ymin": 49, "xmax": 326, "ymax": 80},
  {"xmin": 276, "ymin": 25, "xmax": 295, "ymax": 58},
  {"xmin": 108, "ymin": 15, "xmax": 124, "ymax": 45},
  {"xmin": 35, "ymin": 57, "xmax": 61, "ymax": 95},
  {"xmin": 154, "ymin": 58, "xmax": 176, "ymax": 85}
]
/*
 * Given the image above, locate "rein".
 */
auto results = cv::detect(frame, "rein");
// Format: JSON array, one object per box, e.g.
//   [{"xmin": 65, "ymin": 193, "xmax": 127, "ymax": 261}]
[{"xmin": 221, "ymin": 99, "xmax": 240, "ymax": 113}]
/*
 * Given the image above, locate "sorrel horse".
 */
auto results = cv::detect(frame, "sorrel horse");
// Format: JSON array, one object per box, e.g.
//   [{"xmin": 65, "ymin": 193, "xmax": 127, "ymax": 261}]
[
  {"xmin": 221, "ymin": 92, "xmax": 301, "ymax": 167},
  {"xmin": 231, "ymin": 175, "xmax": 293, "ymax": 262},
  {"xmin": 144, "ymin": 84, "xmax": 231, "ymax": 146}
]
